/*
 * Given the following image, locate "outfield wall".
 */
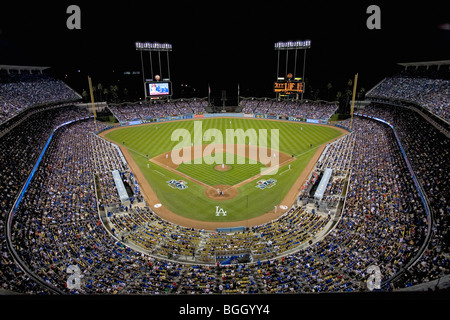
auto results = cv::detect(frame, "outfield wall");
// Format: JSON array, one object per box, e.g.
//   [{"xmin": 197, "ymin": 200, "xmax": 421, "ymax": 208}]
[{"xmin": 119, "ymin": 113, "xmax": 330, "ymax": 127}]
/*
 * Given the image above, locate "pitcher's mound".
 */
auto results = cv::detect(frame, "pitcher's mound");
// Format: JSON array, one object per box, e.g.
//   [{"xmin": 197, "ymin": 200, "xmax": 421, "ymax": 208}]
[
  {"xmin": 214, "ymin": 164, "xmax": 231, "ymax": 172},
  {"xmin": 205, "ymin": 184, "xmax": 238, "ymax": 200}
]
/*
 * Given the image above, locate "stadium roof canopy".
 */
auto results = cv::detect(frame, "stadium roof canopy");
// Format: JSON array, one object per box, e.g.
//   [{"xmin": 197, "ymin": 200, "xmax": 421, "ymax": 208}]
[
  {"xmin": 0, "ymin": 65, "xmax": 50, "ymax": 74},
  {"xmin": 397, "ymin": 60, "xmax": 450, "ymax": 70}
]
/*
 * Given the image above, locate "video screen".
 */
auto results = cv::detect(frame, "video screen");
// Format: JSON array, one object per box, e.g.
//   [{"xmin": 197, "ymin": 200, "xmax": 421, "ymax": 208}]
[{"xmin": 146, "ymin": 81, "xmax": 171, "ymax": 96}]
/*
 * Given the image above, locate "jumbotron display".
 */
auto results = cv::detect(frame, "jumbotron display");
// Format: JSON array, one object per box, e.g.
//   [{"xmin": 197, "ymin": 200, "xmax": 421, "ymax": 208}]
[{"xmin": 145, "ymin": 81, "xmax": 172, "ymax": 97}]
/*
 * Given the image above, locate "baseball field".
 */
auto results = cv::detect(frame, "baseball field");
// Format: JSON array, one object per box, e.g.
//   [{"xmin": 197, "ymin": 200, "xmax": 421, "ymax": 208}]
[{"xmin": 102, "ymin": 117, "xmax": 345, "ymax": 228}]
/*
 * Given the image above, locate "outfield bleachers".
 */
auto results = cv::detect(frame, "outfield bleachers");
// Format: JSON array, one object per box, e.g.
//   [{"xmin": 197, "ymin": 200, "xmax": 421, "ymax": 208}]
[
  {"xmin": 0, "ymin": 72, "xmax": 81, "ymax": 124},
  {"xmin": 240, "ymin": 98, "xmax": 338, "ymax": 119},
  {"xmin": 108, "ymin": 99, "xmax": 207, "ymax": 122}
]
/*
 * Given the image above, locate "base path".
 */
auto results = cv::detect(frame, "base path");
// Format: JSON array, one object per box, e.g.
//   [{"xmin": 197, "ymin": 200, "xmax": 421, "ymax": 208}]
[
  {"xmin": 205, "ymin": 184, "xmax": 238, "ymax": 201},
  {"xmin": 151, "ymin": 143, "xmax": 294, "ymax": 201},
  {"xmin": 151, "ymin": 144, "xmax": 293, "ymax": 170}
]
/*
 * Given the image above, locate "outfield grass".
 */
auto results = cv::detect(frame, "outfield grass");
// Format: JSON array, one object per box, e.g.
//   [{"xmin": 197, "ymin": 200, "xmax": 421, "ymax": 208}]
[{"xmin": 105, "ymin": 118, "xmax": 343, "ymax": 223}]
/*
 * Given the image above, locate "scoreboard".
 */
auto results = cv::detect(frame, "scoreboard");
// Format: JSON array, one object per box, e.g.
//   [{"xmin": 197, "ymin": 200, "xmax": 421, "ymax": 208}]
[{"xmin": 273, "ymin": 80, "xmax": 303, "ymax": 94}]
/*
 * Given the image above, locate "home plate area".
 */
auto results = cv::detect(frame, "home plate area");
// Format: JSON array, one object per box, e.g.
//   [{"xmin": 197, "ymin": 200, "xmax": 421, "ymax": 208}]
[{"xmin": 204, "ymin": 184, "xmax": 238, "ymax": 201}]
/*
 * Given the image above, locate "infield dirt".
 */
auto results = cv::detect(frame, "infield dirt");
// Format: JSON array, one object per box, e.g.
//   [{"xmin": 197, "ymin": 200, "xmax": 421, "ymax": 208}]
[{"xmin": 151, "ymin": 144, "xmax": 294, "ymax": 201}]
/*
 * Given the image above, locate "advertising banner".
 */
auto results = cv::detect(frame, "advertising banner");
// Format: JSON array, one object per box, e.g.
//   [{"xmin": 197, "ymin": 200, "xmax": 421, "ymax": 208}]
[{"xmin": 125, "ymin": 120, "xmax": 142, "ymax": 126}]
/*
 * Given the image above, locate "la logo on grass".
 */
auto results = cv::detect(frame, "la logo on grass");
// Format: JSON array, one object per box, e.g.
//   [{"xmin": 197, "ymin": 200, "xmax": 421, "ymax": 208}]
[{"xmin": 215, "ymin": 206, "xmax": 227, "ymax": 216}]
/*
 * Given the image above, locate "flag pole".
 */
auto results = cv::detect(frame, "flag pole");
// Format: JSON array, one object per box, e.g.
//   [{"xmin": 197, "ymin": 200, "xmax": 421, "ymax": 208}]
[
  {"xmin": 237, "ymin": 83, "xmax": 240, "ymax": 107},
  {"xmin": 349, "ymin": 73, "xmax": 358, "ymax": 130},
  {"xmin": 208, "ymin": 83, "xmax": 211, "ymax": 106},
  {"xmin": 88, "ymin": 76, "xmax": 97, "ymax": 132}
]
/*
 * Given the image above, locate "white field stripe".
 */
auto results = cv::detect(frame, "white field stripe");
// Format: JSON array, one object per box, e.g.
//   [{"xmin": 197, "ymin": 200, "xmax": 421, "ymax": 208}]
[{"xmin": 153, "ymin": 170, "xmax": 165, "ymax": 176}]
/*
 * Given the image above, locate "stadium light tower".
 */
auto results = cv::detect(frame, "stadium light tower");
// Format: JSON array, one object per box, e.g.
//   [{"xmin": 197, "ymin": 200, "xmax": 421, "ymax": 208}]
[
  {"xmin": 135, "ymin": 42, "xmax": 173, "ymax": 99},
  {"xmin": 274, "ymin": 40, "xmax": 311, "ymax": 100}
]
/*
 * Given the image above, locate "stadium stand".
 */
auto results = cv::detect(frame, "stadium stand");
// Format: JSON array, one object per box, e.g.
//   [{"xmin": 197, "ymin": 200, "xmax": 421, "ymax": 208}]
[
  {"xmin": 0, "ymin": 68, "xmax": 81, "ymax": 124},
  {"xmin": 240, "ymin": 98, "xmax": 338, "ymax": 120},
  {"xmin": 2, "ymin": 115, "xmax": 433, "ymax": 294},
  {"xmin": 108, "ymin": 99, "xmax": 207, "ymax": 123},
  {"xmin": 0, "ymin": 65, "xmax": 449, "ymax": 295},
  {"xmin": 356, "ymin": 104, "xmax": 450, "ymax": 288},
  {"xmin": 366, "ymin": 62, "xmax": 450, "ymax": 122}
]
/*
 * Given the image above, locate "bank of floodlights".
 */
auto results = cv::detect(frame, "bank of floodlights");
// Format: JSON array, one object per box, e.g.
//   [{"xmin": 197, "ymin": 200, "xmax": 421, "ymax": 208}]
[
  {"xmin": 135, "ymin": 42, "xmax": 172, "ymax": 52},
  {"xmin": 274, "ymin": 40, "xmax": 311, "ymax": 100},
  {"xmin": 274, "ymin": 40, "xmax": 311, "ymax": 50},
  {"xmin": 135, "ymin": 41, "xmax": 173, "ymax": 99}
]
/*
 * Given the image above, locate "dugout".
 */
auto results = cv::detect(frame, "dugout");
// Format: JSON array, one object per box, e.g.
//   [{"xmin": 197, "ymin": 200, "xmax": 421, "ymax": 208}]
[
  {"xmin": 217, "ymin": 226, "xmax": 246, "ymax": 233},
  {"xmin": 314, "ymin": 168, "xmax": 333, "ymax": 201},
  {"xmin": 112, "ymin": 170, "xmax": 131, "ymax": 207}
]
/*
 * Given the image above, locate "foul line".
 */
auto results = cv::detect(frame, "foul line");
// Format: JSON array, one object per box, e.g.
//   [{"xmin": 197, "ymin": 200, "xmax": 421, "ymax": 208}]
[
  {"xmin": 121, "ymin": 145, "xmax": 149, "ymax": 159},
  {"xmin": 153, "ymin": 170, "xmax": 165, "ymax": 177}
]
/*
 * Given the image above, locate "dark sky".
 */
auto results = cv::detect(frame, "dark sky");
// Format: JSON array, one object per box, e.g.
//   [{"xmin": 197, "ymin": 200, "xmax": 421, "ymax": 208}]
[{"xmin": 1, "ymin": 1, "xmax": 449, "ymax": 99}]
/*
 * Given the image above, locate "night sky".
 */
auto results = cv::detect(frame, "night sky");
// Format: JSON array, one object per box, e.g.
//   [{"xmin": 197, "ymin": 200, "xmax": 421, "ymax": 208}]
[{"xmin": 0, "ymin": 1, "xmax": 449, "ymax": 100}]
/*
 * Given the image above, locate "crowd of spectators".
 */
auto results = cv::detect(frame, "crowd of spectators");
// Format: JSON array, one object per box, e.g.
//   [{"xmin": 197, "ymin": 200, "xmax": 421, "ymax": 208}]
[
  {"xmin": 299, "ymin": 132, "xmax": 356, "ymax": 210},
  {"xmin": 108, "ymin": 205, "xmax": 330, "ymax": 265},
  {"xmin": 366, "ymin": 75, "xmax": 450, "ymax": 121},
  {"xmin": 0, "ymin": 105, "xmax": 91, "ymax": 293},
  {"xmin": 356, "ymin": 104, "xmax": 450, "ymax": 288},
  {"xmin": 2, "ymin": 112, "xmax": 432, "ymax": 294},
  {"xmin": 0, "ymin": 72, "xmax": 81, "ymax": 124},
  {"xmin": 108, "ymin": 99, "xmax": 207, "ymax": 122},
  {"xmin": 5, "ymin": 118, "xmax": 187, "ymax": 294},
  {"xmin": 240, "ymin": 98, "xmax": 338, "ymax": 119},
  {"xmin": 108, "ymin": 98, "xmax": 337, "ymax": 123},
  {"xmin": 286, "ymin": 116, "xmax": 429, "ymax": 292},
  {"xmin": 1, "ymin": 71, "xmax": 448, "ymax": 294},
  {"xmin": 91, "ymin": 135, "xmax": 142, "ymax": 210}
]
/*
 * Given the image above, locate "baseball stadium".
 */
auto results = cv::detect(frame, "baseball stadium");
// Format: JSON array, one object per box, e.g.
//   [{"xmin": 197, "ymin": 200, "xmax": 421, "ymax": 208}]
[{"xmin": 0, "ymin": 2, "xmax": 449, "ymax": 308}]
